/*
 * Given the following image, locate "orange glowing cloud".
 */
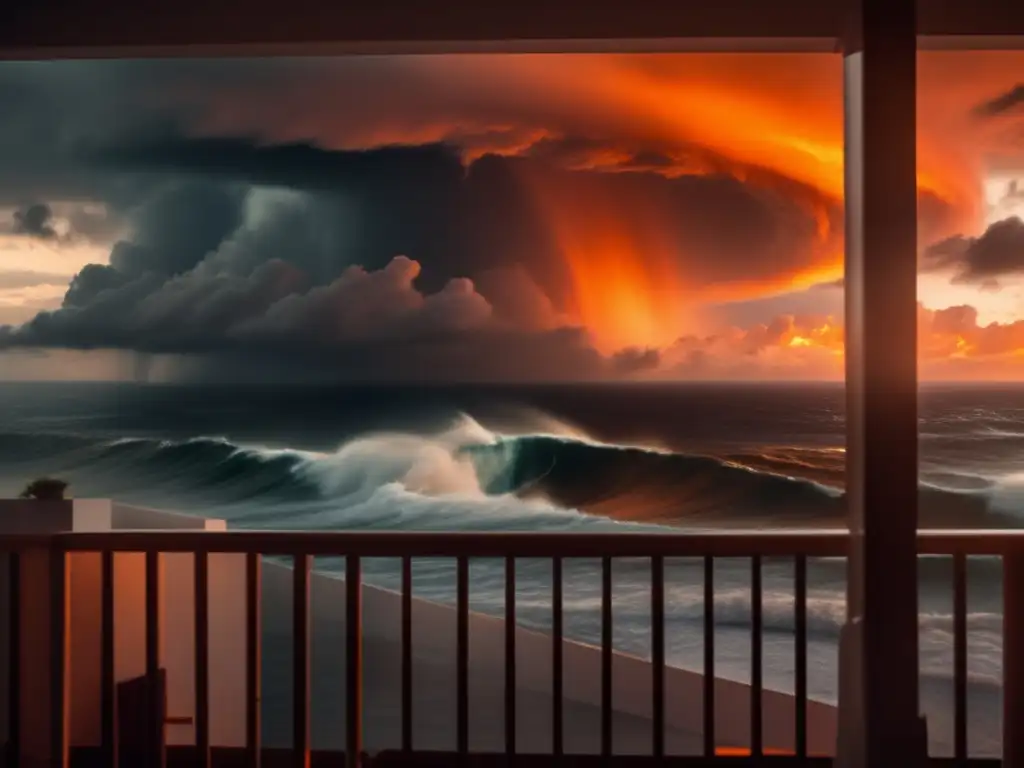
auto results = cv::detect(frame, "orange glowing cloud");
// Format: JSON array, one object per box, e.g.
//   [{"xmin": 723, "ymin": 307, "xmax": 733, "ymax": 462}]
[
  {"xmin": 511, "ymin": 160, "xmax": 839, "ymax": 353},
  {"xmin": 169, "ymin": 52, "xmax": 1024, "ymax": 356},
  {"xmin": 629, "ymin": 301, "xmax": 1024, "ymax": 381},
  {"xmin": 512, "ymin": 168, "xmax": 699, "ymax": 353},
  {"xmin": 918, "ymin": 303, "xmax": 1024, "ymax": 365}
]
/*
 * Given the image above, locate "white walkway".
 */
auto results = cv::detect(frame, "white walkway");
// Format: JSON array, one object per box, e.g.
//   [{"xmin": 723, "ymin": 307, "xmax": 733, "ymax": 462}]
[{"xmin": 260, "ymin": 623, "xmax": 705, "ymax": 754}]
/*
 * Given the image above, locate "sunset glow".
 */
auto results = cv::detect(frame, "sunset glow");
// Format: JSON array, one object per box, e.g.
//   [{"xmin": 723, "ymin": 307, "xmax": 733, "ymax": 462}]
[
  {"xmin": 2, "ymin": 52, "xmax": 1024, "ymax": 380},
  {"xmin": 289, "ymin": 52, "xmax": 1004, "ymax": 355}
]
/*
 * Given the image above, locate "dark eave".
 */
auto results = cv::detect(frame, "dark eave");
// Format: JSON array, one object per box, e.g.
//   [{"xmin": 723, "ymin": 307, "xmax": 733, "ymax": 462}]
[{"xmin": 3, "ymin": 0, "xmax": 1024, "ymax": 60}]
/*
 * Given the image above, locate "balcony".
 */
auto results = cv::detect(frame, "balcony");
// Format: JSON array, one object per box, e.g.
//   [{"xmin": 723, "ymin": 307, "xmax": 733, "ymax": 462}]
[
  {"xmin": 4, "ymin": 0, "xmax": 1024, "ymax": 765},
  {"xmin": 1, "ymin": 504, "xmax": 1022, "ymax": 767}
]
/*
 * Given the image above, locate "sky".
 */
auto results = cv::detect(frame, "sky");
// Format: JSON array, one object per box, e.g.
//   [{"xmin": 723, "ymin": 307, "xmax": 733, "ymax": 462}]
[{"xmin": 2, "ymin": 53, "xmax": 1024, "ymax": 383}]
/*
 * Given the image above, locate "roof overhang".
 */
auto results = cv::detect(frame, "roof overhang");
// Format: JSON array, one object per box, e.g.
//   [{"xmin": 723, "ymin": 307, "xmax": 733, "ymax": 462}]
[{"xmin": 3, "ymin": 0, "xmax": 1024, "ymax": 60}]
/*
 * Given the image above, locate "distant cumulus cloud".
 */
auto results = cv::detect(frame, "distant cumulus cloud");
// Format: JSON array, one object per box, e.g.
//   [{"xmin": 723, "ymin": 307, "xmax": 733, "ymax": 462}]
[
  {"xmin": 923, "ymin": 216, "xmax": 1024, "ymax": 288},
  {"xmin": 3, "ymin": 200, "xmax": 122, "ymax": 246},
  {"xmin": 11, "ymin": 202, "xmax": 59, "ymax": 239},
  {"xmin": 918, "ymin": 303, "xmax": 1024, "ymax": 365},
  {"xmin": 610, "ymin": 347, "xmax": 662, "ymax": 375},
  {"xmin": 974, "ymin": 84, "xmax": 1024, "ymax": 118}
]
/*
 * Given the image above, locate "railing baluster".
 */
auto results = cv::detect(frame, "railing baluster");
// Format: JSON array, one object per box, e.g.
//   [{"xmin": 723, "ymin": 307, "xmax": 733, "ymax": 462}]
[
  {"xmin": 8, "ymin": 552, "xmax": 20, "ymax": 766},
  {"xmin": 552, "ymin": 556, "xmax": 564, "ymax": 758},
  {"xmin": 953, "ymin": 552, "xmax": 968, "ymax": 764},
  {"xmin": 456, "ymin": 556, "xmax": 469, "ymax": 755},
  {"xmin": 703, "ymin": 555, "xmax": 715, "ymax": 757},
  {"xmin": 195, "ymin": 552, "xmax": 210, "ymax": 768},
  {"xmin": 794, "ymin": 554, "xmax": 808, "ymax": 761},
  {"xmin": 293, "ymin": 554, "xmax": 311, "ymax": 768},
  {"xmin": 401, "ymin": 555, "xmax": 413, "ymax": 753},
  {"xmin": 946, "ymin": 552, "xmax": 962, "ymax": 765},
  {"xmin": 101, "ymin": 552, "xmax": 116, "ymax": 768},
  {"xmin": 29, "ymin": 526, "xmax": 954, "ymax": 765},
  {"xmin": 246, "ymin": 552, "xmax": 263, "ymax": 768},
  {"xmin": 751, "ymin": 554, "xmax": 763, "ymax": 758},
  {"xmin": 601, "ymin": 555, "xmax": 613, "ymax": 758},
  {"xmin": 51, "ymin": 548, "xmax": 69, "ymax": 768},
  {"xmin": 651, "ymin": 555, "xmax": 665, "ymax": 759},
  {"xmin": 346, "ymin": 556, "xmax": 363, "ymax": 768},
  {"xmin": 145, "ymin": 550, "xmax": 164, "ymax": 768},
  {"xmin": 1005, "ymin": 552, "xmax": 1024, "ymax": 767},
  {"xmin": 505, "ymin": 556, "xmax": 517, "ymax": 758}
]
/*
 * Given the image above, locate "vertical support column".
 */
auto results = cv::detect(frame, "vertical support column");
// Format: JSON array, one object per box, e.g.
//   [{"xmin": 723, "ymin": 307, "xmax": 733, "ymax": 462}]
[
  {"xmin": 838, "ymin": 0, "xmax": 927, "ymax": 766},
  {"xmin": 17, "ymin": 546, "xmax": 69, "ymax": 768},
  {"xmin": 1004, "ymin": 554, "xmax": 1024, "ymax": 767}
]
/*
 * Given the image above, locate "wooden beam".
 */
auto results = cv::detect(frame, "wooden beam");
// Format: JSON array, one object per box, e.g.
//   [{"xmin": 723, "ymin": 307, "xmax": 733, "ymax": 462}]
[{"xmin": 4, "ymin": 0, "xmax": 1024, "ymax": 60}]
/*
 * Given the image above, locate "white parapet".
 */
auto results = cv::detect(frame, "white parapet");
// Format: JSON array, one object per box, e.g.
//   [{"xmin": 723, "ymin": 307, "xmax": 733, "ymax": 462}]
[{"xmin": 0, "ymin": 499, "xmax": 237, "ymax": 761}]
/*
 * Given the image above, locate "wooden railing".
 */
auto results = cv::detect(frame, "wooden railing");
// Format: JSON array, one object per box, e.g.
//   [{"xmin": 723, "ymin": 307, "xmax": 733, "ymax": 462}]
[{"xmin": 2, "ymin": 529, "xmax": 1024, "ymax": 767}]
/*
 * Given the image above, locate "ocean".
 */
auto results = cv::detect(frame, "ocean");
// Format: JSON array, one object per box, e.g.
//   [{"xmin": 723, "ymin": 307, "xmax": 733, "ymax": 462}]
[{"xmin": 0, "ymin": 380, "xmax": 1020, "ymax": 755}]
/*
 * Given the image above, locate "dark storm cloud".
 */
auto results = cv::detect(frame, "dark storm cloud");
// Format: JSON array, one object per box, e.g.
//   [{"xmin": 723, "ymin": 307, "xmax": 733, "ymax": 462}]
[
  {"xmin": 142, "ymin": 139, "xmax": 830, "ymax": 272},
  {"xmin": 0, "ymin": 57, "xmax": 849, "ymax": 380},
  {"xmin": 922, "ymin": 216, "xmax": 1024, "ymax": 287},
  {"xmin": 974, "ymin": 84, "xmax": 1024, "ymax": 118},
  {"xmin": 53, "ymin": 179, "xmax": 249, "ymax": 307},
  {"xmin": 0, "ymin": 132, "xmax": 843, "ymax": 379},
  {"xmin": 0, "ymin": 61, "xmax": 171, "ymax": 203},
  {"xmin": 0, "ymin": 253, "xmax": 608, "ymax": 382},
  {"xmin": 77, "ymin": 133, "xmax": 840, "ymax": 292},
  {"xmin": 62, "ymin": 263, "xmax": 131, "ymax": 308},
  {"xmin": 116, "ymin": 180, "xmax": 247, "ymax": 276},
  {"xmin": 11, "ymin": 203, "xmax": 58, "ymax": 239},
  {"xmin": 86, "ymin": 137, "xmax": 493, "ymax": 286},
  {"xmin": 90, "ymin": 137, "xmax": 465, "ymax": 196},
  {"xmin": 0, "ymin": 56, "xmax": 472, "ymax": 205}
]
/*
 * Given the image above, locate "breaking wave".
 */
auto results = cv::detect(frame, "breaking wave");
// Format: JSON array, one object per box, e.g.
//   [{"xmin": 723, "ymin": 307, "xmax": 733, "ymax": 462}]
[{"xmin": 0, "ymin": 413, "xmax": 1000, "ymax": 530}]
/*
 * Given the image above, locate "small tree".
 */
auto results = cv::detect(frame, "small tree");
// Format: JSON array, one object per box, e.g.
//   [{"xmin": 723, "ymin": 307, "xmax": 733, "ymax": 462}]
[{"xmin": 19, "ymin": 477, "xmax": 69, "ymax": 501}]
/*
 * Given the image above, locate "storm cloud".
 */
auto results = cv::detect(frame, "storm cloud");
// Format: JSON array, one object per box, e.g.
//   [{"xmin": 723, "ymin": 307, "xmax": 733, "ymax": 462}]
[
  {"xmin": 0, "ymin": 54, "xmax": 1019, "ymax": 381},
  {"xmin": 0, "ymin": 119, "xmax": 848, "ymax": 381},
  {"xmin": 10, "ymin": 203, "xmax": 58, "ymax": 240},
  {"xmin": 922, "ymin": 216, "xmax": 1024, "ymax": 287},
  {"xmin": 974, "ymin": 84, "xmax": 1024, "ymax": 118}
]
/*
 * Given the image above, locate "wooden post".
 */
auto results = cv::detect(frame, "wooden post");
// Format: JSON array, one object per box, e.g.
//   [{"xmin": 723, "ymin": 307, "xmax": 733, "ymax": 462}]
[
  {"xmin": 13, "ymin": 546, "xmax": 69, "ymax": 768},
  {"xmin": 837, "ymin": 0, "xmax": 928, "ymax": 765}
]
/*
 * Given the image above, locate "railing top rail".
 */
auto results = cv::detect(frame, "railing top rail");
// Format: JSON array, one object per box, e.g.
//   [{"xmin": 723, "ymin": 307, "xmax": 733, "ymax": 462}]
[
  {"xmin": 55, "ymin": 529, "xmax": 853, "ymax": 557},
  {"xmin": 0, "ymin": 528, "xmax": 1015, "ymax": 557},
  {"xmin": 0, "ymin": 533, "xmax": 66, "ymax": 549}
]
